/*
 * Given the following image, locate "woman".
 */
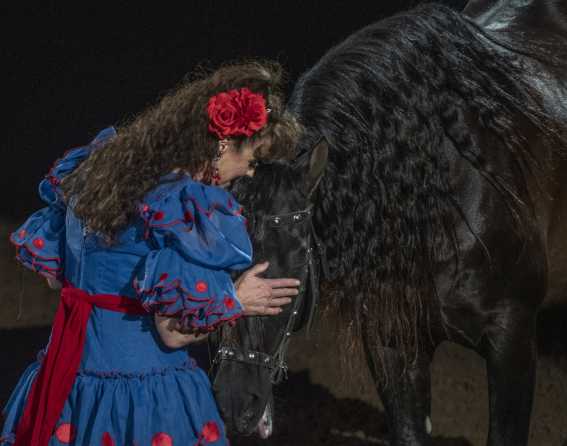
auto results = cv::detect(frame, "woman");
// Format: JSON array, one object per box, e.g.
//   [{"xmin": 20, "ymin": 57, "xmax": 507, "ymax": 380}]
[{"xmin": 1, "ymin": 62, "xmax": 300, "ymax": 445}]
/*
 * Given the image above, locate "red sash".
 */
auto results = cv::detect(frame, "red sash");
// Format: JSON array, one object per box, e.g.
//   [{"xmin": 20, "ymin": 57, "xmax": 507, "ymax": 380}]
[{"xmin": 13, "ymin": 286, "xmax": 146, "ymax": 446}]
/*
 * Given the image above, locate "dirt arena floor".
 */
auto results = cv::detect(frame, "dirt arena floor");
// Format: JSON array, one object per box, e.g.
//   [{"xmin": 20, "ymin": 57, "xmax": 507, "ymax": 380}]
[{"xmin": 230, "ymin": 307, "xmax": 567, "ymax": 446}]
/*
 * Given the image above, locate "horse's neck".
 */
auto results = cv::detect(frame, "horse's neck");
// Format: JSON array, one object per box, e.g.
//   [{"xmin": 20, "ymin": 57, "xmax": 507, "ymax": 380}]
[
  {"xmin": 464, "ymin": 0, "xmax": 567, "ymax": 35},
  {"xmin": 464, "ymin": 0, "xmax": 567, "ymax": 122},
  {"xmin": 464, "ymin": 0, "xmax": 531, "ymax": 27}
]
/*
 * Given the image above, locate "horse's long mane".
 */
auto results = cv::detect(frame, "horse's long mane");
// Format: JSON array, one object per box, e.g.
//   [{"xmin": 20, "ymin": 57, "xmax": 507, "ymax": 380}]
[{"xmin": 288, "ymin": 3, "xmax": 566, "ymax": 365}]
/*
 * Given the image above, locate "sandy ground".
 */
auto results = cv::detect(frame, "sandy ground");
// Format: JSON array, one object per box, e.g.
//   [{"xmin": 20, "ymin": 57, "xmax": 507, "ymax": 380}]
[
  {"xmin": 231, "ymin": 320, "xmax": 567, "ymax": 446},
  {"xmin": 1, "ymin": 219, "xmax": 566, "ymax": 445}
]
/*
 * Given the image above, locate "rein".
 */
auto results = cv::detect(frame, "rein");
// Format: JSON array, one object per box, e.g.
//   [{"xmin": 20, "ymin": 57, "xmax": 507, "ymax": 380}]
[{"xmin": 213, "ymin": 206, "xmax": 325, "ymax": 384}]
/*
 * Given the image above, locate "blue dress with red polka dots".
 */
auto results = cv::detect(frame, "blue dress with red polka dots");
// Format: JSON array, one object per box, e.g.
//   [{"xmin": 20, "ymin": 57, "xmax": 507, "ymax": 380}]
[{"xmin": 1, "ymin": 128, "xmax": 251, "ymax": 446}]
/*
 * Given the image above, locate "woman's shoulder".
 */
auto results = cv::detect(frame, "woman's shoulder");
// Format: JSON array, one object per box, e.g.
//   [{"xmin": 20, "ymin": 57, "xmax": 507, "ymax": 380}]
[
  {"xmin": 138, "ymin": 175, "xmax": 250, "ymax": 268},
  {"xmin": 40, "ymin": 127, "xmax": 118, "ymax": 206},
  {"xmin": 143, "ymin": 174, "xmax": 237, "ymax": 211}
]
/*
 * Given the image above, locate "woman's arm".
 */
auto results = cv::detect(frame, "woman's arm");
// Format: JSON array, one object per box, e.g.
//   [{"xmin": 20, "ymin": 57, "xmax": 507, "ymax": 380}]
[
  {"xmin": 153, "ymin": 262, "xmax": 299, "ymax": 348},
  {"xmin": 154, "ymin": 314, "xmax": 208, "ymax": 349},
  {"xmin": 46, "ymin": 277, "xmax": 62, "ymax": 290}
]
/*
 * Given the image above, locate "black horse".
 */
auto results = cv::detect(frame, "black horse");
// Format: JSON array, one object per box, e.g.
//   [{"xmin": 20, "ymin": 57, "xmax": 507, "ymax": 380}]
[
  {"xmin": 212, "ymin": 1, "xmax": 567, "ymax": 445},
  {"xmin": 211, "ymin": 146, "xmax": 328, "ymax": 438}
]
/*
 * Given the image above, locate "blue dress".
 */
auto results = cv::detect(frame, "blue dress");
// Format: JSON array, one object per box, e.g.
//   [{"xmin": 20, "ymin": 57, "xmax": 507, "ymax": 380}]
[{"xmin": 1, "ymin": 128, "xmax": 252, "ymax": 446}]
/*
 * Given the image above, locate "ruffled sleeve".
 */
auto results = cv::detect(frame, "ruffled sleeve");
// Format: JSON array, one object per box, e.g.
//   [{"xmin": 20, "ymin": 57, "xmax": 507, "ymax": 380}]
[
  {"xmin": 9, "ymin": 127, "xmax": 117, "ymax": 279},
  {"xmin": 134, "ymin": 177, "xmax": 253, "ymax": 331}
]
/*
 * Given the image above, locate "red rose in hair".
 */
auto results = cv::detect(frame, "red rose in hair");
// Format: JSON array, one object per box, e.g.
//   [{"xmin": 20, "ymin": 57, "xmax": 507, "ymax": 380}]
[{"xmin": 207, "ymin": 88, "xmax": 268, "ymax": 139}]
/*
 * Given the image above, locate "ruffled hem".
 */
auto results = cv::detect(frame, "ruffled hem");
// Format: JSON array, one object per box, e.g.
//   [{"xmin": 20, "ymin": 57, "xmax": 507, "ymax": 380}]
[
  {"xmin": 141, "ymin": 293, "xmax": 243, "ymax": 333},
  {"xmin": 134, "ymin": 242, "xmax": 245, "ymax": 332},
  {"xmin": 1, "ymin": 361, "xmax": 39, "ymax": 445},
  {"xmin": 134, "ymin": 252, "xmax": 244, "ymax": 332},
  {"xmin": 1, "ymin": 360, "xmax": 228, "ymax": 445},
  {"xmin": 9, "ymin": 207, "xmax": 65, "ymax": 279}
]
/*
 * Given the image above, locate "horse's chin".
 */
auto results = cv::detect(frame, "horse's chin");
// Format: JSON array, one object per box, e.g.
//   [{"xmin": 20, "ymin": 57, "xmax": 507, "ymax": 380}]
[{"xmin": 255, "ymin": 402, "xmax": 274, "ymax": 439}]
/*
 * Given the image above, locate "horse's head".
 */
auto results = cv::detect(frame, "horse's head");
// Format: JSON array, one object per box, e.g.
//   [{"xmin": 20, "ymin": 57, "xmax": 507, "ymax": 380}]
[{"xmin": 211, "ymin": 141, "xmax": 328, "ymax": 438}]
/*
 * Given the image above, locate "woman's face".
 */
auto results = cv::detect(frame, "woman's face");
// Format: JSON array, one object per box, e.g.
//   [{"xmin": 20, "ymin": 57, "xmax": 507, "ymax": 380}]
[{"xmin": 216, "ymin": 138, "xmax": 267, "ymax": 187}]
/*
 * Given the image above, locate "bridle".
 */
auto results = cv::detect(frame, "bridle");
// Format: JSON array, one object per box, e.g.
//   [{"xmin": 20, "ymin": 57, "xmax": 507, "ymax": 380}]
[{"xmin": 212, "ymin": 204, "xmax": 327, "ymax": 385}]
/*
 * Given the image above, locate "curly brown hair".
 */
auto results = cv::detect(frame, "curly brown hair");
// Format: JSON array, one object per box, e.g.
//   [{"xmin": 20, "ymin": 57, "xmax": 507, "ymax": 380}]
[{"xmin": 61, "ymin": 61, "xmax": 301, "ymax": 240}]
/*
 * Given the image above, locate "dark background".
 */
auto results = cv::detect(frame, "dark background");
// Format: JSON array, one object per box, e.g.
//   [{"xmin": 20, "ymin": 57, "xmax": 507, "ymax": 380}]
[
  {"xmin": 1, "ymin": 0, "xmax": 466, "ymax": 220},
  {"xmin": 2, "ymin": 3, "xmax": 567, "ymax": 445}
]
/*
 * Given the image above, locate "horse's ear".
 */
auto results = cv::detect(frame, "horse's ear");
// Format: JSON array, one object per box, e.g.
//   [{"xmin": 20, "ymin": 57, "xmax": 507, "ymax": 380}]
[{"xmin": 302, "ymin": 139, "xmax": 328, "ymax": 198}]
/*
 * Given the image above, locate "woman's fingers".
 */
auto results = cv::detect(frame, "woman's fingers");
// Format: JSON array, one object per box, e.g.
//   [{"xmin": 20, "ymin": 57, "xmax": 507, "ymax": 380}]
[
  {"xmin": 263, "ymin": 278, "xmax": 300, "ymax": 288},
  {"xmin": 270, "ymin": 288, "xmax": 299, "ymax": 298},
  {"xmin": 268, "ymin": 297, "xmax": 293, "ymax": 307},
  {"xmin": 245, "ymin": 294, "xmax": 291, "ymax": 313},
  {"xmin": 245, "ymin": 305, "xmax": 283, "ymax": 316},
  {"xmin": 236, "ymin": 263, "xmax": 302, "ymax": 317}
]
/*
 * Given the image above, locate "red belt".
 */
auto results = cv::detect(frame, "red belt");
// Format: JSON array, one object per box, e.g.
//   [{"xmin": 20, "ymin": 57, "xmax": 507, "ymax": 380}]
[{"xmin": 14, "ymin": 285, "xmax": 146, "ymax": 446}]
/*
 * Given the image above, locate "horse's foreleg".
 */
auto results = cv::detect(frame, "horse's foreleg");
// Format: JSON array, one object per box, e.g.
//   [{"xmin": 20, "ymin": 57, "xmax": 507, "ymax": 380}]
[
  {"xmin": 482, "ymin": 311, "xmax": 537, "ymax": 446},
  {"xmin": 364, "ymin": 340, "xmax": 434, "ymax": 446}
]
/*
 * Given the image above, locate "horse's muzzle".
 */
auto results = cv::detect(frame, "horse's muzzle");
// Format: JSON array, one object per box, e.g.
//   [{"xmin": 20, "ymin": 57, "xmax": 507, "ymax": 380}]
[{"xmin": 256, "ymin": 401, "xmax": 274, "ymax": 439}]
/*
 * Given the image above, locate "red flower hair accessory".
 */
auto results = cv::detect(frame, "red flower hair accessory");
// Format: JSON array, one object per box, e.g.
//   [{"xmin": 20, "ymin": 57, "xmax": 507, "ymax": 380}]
[{"xmin": 207, "ymin": 87, "xmax": 269, "ymax": 139}]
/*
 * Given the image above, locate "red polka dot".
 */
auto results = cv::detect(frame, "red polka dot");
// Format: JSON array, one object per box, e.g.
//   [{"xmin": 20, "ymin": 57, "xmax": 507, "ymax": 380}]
[
  {"xmin": 18, "ymin": 229, "xmax": 26, "ymax": 239},
  {"xmin": 101, "ymin": 432, "xmax": 115, "ymax": 446},
  {"xmin": 153, "ymin": 211, "xmax": 165, "ymax": 221},
  {"xmin": 55, "ymin": 423, "xmax": 76, "ymax": 443},
  {"xmin": 224, "ymin": 297, "xmax": 235, "ymax": 310},
  {"xmin": 151, "ymin": 432, "xmax": 173, "ymax": 446},
  {"xmin": 142, "ymin": 204, "xmax": 150, "ymax": 213},
  {"xmin": 202, "ymin": 421, "xmax": 220, "ymax": 442},
  {"xmin": 195, "ymin": 281, "xmax": 208, "ymax": 293},
  {"xmin": 159, "ymin": 273, "xmax": 169, "ymax": 282},
  {"xmin": 184, "ymin": 211, "xmax": 193, "ymax": 222},
  {"xmin": 32, "ymin": 238, "xmax": 45, "ymax": 249}
]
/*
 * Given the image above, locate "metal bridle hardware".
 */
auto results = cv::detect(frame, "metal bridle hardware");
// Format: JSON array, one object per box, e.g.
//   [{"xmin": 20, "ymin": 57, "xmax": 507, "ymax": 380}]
[
  {"xmin": 213, "ymin": 205, "xmax": 324, "ymax": 385},
  {"xmin": 214, "ymin": 346, "xmax": 279, "ymax": 368},
  {"xmin": 255, "ymin": 207, "xmax": 312, "ymax": 241}
]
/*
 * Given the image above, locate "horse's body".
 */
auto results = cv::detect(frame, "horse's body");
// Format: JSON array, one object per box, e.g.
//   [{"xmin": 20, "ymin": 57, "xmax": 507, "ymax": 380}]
[
  {"xmin": 213, "ymin": 2, "xmax": 567, "ymax": 445},
  {"xmin": 464, "ymin": 0, "xmax": 567, "ymax": 310}
]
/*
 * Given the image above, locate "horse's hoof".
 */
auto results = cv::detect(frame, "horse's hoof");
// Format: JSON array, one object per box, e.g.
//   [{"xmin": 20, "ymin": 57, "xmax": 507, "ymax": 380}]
[{"xmin": 425, "ymin": 416, "xmax": 432, "ymax": 435}]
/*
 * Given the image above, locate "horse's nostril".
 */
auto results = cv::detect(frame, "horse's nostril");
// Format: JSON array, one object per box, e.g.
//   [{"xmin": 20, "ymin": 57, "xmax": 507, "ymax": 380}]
[{"xmin": 237, "ymin": 408, "xmax": 255, "ymax": 434}]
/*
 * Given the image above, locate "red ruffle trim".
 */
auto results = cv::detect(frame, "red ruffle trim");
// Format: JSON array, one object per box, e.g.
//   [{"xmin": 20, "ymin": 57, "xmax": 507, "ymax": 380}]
[{"xmin": 133, "ymin": 276, "xmax": 242, "ymax": 333}]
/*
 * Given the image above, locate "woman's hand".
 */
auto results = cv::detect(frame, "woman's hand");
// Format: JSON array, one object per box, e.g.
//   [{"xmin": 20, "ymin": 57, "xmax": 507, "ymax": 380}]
[{"xmin": 235, "ymin": 262, "xmax": 300, "ymax": 316}]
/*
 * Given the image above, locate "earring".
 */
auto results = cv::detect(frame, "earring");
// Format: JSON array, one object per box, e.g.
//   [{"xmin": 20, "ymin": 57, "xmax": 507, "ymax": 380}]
[{"xmin": 212, "ymin": 139, "xmax": 229, "ymax": 185}]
